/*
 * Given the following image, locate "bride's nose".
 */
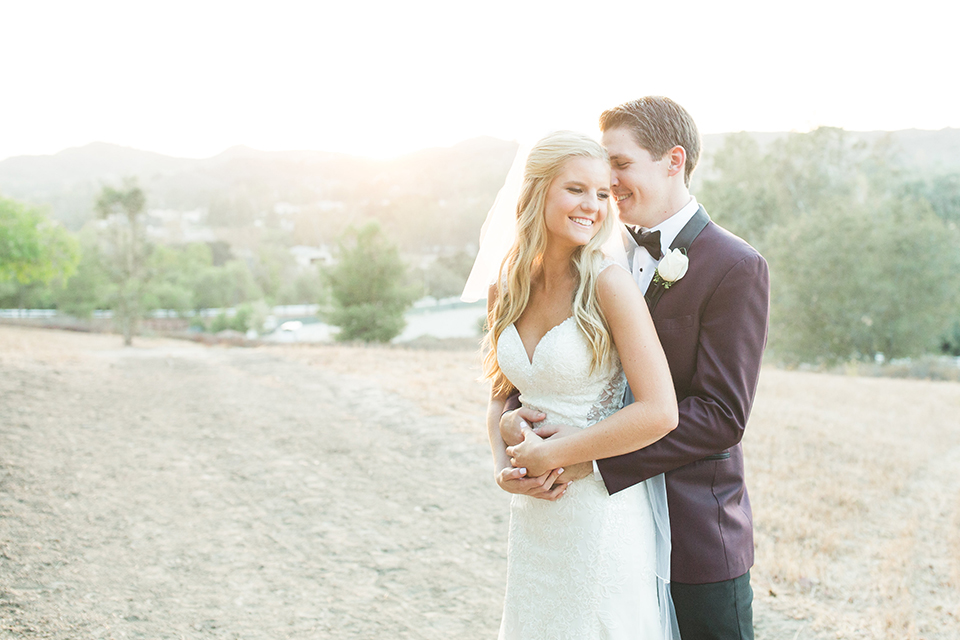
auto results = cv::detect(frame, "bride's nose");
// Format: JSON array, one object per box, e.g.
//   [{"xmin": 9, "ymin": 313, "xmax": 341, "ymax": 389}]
[{"xmin": 580, "ymin": 194, "xmax": 601, "ymax": 212}]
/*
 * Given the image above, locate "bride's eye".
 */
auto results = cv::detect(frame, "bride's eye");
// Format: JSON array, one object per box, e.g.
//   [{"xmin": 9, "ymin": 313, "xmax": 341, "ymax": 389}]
[
  {"xmin": 598, "ymin": 192, "xmax": 610, "ymax": 200},
  {"xmin": 567, "ymin": 187, "xmax": 583, "ymax": 194}
]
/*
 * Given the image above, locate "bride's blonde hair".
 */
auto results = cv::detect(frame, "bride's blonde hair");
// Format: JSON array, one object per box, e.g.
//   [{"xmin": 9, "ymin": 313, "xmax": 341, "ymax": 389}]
[{"xmin": 483, "ymin": 131, "xmax": 618, "ymax": 397}]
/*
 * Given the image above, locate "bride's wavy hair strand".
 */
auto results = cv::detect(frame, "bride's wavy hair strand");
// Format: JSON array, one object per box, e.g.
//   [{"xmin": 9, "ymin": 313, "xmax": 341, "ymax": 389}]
[{"xmin": 483, "ymin": 131, "xmax": 617, "ymax": 396}]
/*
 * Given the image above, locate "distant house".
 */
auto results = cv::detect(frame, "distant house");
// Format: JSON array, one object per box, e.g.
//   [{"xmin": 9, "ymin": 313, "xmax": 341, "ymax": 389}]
[{"xmin": 289, "ymin": 245, "xmax": 333, "ymax": 269}]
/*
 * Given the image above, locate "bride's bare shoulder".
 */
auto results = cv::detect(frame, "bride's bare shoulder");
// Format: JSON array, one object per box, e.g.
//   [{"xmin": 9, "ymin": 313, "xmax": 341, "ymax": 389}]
[
  {"xmin": 596, "ymin": 263, "xmax": 645, "ymax": 313},
  {"xmin": 597, "ymin": 260, "xmax": 635, "ymax": 289}
]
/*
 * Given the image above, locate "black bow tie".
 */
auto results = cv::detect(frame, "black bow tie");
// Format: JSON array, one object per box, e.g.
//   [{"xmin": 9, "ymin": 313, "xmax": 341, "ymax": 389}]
[{"xmin": 626, "ymin": 226, "xmax": 663, "ymax": 261}]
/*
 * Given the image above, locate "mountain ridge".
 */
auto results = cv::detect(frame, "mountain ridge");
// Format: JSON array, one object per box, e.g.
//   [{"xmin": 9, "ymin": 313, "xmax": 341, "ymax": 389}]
[{"xmin": 2, "ymin": 129, "xmax": 958, "ymax": 250}]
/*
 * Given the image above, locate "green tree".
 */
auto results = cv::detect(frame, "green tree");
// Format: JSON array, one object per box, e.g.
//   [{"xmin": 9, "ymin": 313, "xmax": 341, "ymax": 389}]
[
  {"xmin": 899, "ymin": 173, "xmax": 960, "ymax": 225},
  {"xmin": 421, "ymin": 249, "xmax": 476, "ymax": 299},
  {"xmin": 698, "ymin": 133, "xmax": 780, "ymax": 248},
  {"xmin": 95, "ymin": 179, "xmax": 150, "ymax": 345},
  {"xmin": 141, "ymin": 243, "xmax": 214, "ymax": 315},
  {"xmin": 700, "ymin": 128, "xmax": 904, "ymax": 250},
  {"xmin": 253, "ymin": 241, "xmax": 297, "ymax": 303},
  {"xmin": 702, "ymin": 128, "xmax": 960, "ymax": 364},
  {"xmin": 0, "ymin": 196, "xmax": 79, "ymax": 288},
  {"xmin": 0, "ymin": 279, "xmax": 57, "ymax": 310},
  {"xmin": 208, "ymin": 300, "xmax": 269, "ymax": 334},
  {"xmin": 897, "ymin": 173, "xmax": 960, "ymax": 352},
  {"xmin": 941, "ymin": 321, "xmax": 960, "ymax": 356},
  {"xmin": 766, "ymin": 127, "xmax": 867, "ymax": 215},
  {"xmin": 55, "ymin": 226, "xmax": 114, "ymax": 318},
  {"xmin": 324, "ymin": 222, "xmax": 417, "ymax": 342},
  {"xmin": 767, "ymin": 197, "xmax": 960, "ymax": 364},
  {"xmin": 194, "ymin": 259, "xmax": 263, "ymax": 311},
  {"xmin": 277, "ymin": 265, "xmax": 326, "ymax": 305}
]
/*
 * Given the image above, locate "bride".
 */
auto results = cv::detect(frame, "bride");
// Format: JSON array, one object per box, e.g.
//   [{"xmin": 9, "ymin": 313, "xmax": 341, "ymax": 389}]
[{"xmin": 475, "ymin": 131, "xmax": 679, "ymax": 639}]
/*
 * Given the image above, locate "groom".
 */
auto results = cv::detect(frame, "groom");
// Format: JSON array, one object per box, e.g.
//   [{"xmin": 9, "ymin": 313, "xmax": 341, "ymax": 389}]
[{"xmin": 500, "ymin": 97, "xmax": 769, "ymax": 639}]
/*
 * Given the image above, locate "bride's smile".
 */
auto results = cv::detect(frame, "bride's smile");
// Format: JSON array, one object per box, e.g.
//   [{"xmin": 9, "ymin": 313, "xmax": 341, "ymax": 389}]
[{"xmin": 542, "ymin": 156, "xmax": 611, "ymax": 250}]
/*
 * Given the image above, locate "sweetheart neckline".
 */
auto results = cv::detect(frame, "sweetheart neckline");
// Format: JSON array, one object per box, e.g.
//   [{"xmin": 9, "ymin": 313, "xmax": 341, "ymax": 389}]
[{"xmin": 508, "ymin": 316, "xmax": 575, "ymax": 366}]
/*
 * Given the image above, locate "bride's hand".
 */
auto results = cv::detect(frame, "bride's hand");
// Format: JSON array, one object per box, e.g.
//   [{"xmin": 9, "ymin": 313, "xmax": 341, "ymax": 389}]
[
  {"xmin": 500, "ymin": 407, "xmax": 546, "ymax": 447},
  {"xmin": 529, "ymin": 423, "xmax": 593, "ymax": 483},
  {"xmin": 496, "ymin": 466, "xmax": 567, "ymax": 501},
  {"xmin": 505, "ymin": 422, "xmax": 551, "ymax": 477}
]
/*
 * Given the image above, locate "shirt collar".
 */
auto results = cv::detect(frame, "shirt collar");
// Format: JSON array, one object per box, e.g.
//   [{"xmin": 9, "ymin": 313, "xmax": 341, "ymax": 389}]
[{"xmin": 643, "ymin": 196, "xmax": 699, "ymax": 255}]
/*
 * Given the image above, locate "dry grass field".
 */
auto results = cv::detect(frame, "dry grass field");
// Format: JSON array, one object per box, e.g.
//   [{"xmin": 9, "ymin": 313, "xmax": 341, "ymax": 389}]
[{"xmin": 1, "ymin": 325, "xmax": 958, "ymax": 639}]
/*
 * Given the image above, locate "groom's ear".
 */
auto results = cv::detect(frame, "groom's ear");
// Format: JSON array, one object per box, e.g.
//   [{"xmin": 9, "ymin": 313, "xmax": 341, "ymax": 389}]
[{"xmin": 665, "ymin": 145, "xmax": 686, "ymax": 179}]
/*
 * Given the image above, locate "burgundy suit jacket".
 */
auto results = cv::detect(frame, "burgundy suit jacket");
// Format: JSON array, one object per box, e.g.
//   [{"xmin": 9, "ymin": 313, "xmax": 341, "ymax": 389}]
[{"xmin": 597, "ymin": 211, "xmax": 770, "ymax": 585}]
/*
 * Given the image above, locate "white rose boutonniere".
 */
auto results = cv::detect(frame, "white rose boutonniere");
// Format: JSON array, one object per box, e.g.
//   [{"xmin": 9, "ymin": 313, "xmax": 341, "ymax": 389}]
[{"xmin": 652, "ymin": 248, "xmax": 689, "ymax": 289}]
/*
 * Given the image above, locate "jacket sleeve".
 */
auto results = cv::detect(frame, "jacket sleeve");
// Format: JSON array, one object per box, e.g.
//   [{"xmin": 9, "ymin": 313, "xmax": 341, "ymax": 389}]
[{"xmin": 597, "ymin": 252, "xmax": 770, "ymax": 495}]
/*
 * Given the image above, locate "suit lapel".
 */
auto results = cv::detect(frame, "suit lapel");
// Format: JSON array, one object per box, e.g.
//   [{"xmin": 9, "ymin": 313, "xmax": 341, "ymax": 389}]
[{"xmin": 644, "ymin": 206, "xmax": 710, "ymax": 314}]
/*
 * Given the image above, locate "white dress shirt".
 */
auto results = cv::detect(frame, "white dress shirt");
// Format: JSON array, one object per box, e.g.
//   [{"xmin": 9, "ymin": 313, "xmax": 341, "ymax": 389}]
[
  {"xmin": 626, "ymin": 196, "xmax": 700, "ymax": 294},
  {"xmin": 592, "ymin": 196, "xmax": 699, "ymax": 480}
]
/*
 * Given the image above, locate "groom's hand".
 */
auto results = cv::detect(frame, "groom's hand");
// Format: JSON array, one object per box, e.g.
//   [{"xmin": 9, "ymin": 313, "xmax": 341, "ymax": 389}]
[
  {"xmin": 555, "ymin": 462, "xmax": 593, "ymax": 483},
  {"xmin": 534, "ymin": 423, "xmax": 594, "ymax": 483},
  {"xmin": 531, "ymin": 423, "xmax": 578, "ymax": 439},
  {"xmin": 500, "ymin": 407, "xmax": 546, "ymax": 446},
  {"xmin": 496, "ymin": 466, "xmax": 567, "ymax": 501}
]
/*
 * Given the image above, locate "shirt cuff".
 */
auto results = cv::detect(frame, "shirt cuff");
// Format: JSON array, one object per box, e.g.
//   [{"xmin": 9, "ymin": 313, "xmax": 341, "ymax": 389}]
[{"xmin": 592, "ymin": 459, "xmax": 602, "ymax": 481}]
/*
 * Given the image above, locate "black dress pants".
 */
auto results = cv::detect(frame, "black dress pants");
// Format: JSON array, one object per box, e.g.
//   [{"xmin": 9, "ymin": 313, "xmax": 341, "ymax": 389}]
[{"xmin": 671, "ymin": 570, "xmax": 754, "ymax": 640}]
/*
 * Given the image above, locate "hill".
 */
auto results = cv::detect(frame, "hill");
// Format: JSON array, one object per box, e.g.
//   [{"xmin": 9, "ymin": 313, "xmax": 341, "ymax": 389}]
[
  {"xmin": 1, "ymin": 129, "xmax": 958, "ymax": 250},
  {"xmin": 700, "ymin": 128, "xmax": 960, "ymax": 175},
  {"xmin": 0, "ymin": 138, "xmax": 518, "ymax": 251}
]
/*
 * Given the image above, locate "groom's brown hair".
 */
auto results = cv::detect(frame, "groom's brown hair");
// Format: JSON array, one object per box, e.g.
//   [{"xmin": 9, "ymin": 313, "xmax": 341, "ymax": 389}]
[{"xmin": 599, "ymin": 96, "xmax": 701, "ymax": 187}]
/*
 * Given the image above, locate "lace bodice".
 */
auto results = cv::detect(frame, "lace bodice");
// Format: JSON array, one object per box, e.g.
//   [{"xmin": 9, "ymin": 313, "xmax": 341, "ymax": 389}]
[
  {"xmin": 498, "ymin": 317, "xmax": 626, "ymax": 430},
  {"xmin": 496, "ymin": 262, "xmax": 628, "ymax": 431}
]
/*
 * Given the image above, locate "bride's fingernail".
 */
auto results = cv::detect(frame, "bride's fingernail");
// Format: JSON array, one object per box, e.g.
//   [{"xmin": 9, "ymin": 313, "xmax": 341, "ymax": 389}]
[
  {"xmin": 557, "ymin": 468, "xmax": 564, "ymax": 474},
  {"xmin": 518, "ymin": 468, "xmax": 527, "ymax": 475}
]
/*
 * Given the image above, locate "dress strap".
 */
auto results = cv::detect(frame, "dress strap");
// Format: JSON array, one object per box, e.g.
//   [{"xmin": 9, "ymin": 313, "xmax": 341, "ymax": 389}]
[{"xmin": 598, "ymin": 256, "xmax": 629, "ymax": 275}]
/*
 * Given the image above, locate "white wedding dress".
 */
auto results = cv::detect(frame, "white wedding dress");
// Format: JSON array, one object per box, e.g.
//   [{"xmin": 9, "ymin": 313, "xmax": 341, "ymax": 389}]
[{"xmin": 496, "ymin": 263, "xmax": 663, "ymax": 639}]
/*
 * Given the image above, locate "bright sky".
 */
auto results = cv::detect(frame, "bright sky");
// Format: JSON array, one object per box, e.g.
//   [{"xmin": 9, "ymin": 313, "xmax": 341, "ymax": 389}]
[{"xmin": 1, "ymin": 0, "xmax": 957, "ymax": 161}]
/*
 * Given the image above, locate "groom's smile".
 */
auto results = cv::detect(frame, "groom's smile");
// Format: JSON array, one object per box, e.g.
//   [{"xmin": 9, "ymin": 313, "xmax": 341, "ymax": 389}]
[{"xmin": 602, "ymin": 126, "xmax": 677, "ymax": 229}]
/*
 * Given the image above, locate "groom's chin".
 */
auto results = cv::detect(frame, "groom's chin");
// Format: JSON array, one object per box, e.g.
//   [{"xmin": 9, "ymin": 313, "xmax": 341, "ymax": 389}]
[
  {"xmin": 618, "ymin": 210, "xmax": 642, "ymax": 227},
  {"xmin": 619, "ymin": 206, "xmax": 653, "ymax": 228}
]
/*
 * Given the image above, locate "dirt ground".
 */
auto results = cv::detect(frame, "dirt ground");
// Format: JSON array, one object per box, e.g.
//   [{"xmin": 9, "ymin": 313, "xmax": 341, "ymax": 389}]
[{"xmin": 1, "ymin": 325, "xmax": 958, "ymax": 639}]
